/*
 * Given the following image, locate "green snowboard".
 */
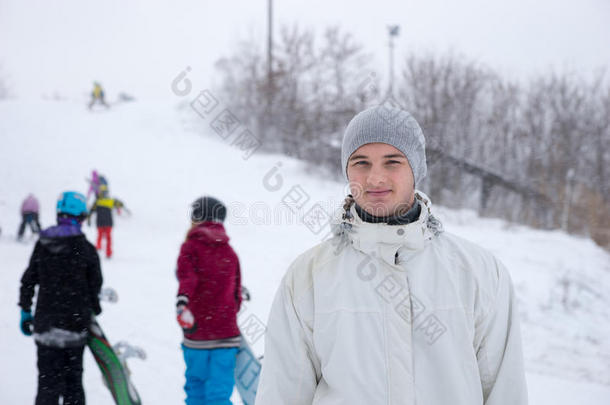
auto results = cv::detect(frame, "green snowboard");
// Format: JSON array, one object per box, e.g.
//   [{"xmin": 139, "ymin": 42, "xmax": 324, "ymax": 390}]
[{"xmin": 88, "ymin": 317, "xmax": 143, "ymax": 405}]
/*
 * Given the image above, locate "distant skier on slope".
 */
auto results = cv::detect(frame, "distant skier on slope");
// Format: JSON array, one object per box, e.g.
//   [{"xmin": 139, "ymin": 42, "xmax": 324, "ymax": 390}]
[
  {"xmin": 17, "ymin": 193, "xmax": 41, "ymax": 241},
  {"xmin": 85, "ymin": 170, "xmax": 108, "ymax": 202},
  {"xmin": 18, "ymin": 191, "xmax": 103, "ymax": 405},
  {"xmin": 255, "ymin": 106, "xmax": 528, "ymax": 405},
  {"xmin": 88, "ymin": 81, "xmax": 109, "ymax": 109},
  {"xmin": 87, "ymin": 184, "xmax": 128, "ymax": 259},
  {"xmin": 175, "ymin": 196, "xmax": 243, "ymax": 405}
]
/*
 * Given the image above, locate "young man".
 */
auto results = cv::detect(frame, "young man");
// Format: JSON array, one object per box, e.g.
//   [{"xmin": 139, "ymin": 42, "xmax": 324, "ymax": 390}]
[
  {"xmin": 18, "ymin": 193, "xmax": 41, "ymax": 241},
  {"xmin": 175, "ymin": 196, "xmax": 243, "ymax": 405},
  {"xmin": 255, "ymin": 106, "xmax": 528, "ymax": 404},
  {"xmin": 19, "ymin": 191, "xmax": 103, "ymax": 405}
]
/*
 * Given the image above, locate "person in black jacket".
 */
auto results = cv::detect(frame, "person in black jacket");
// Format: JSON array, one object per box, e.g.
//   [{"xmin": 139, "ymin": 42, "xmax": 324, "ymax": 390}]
[{"xmin": 19, "ymin": 191, "xmax": 103, "ymax": 405}]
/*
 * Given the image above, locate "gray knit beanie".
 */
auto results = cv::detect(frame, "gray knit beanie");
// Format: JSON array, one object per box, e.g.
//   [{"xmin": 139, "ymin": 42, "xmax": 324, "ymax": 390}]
[{"xmin": 341, "ymin": 105, "xmax": 427, "ymax": 186}]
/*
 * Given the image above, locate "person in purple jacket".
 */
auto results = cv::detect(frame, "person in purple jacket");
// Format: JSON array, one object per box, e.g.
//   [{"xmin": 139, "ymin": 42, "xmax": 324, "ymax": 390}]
[
  {"xmin": 86, "ymin": 170, "xmax": 108, "ymax": 202},
  {"xmin": 175, "ymin": 196, "xmax": 243, "ymax": 405},
  {"xmin": 18, "ymin": 194, "xmax": 41, "ymax": 241}
]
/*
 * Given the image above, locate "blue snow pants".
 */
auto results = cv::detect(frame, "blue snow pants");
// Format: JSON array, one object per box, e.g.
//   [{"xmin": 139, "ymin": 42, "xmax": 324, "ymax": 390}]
[{"xmin": 182, "ymin": 345, "xmax": 238, "ymax": 405}]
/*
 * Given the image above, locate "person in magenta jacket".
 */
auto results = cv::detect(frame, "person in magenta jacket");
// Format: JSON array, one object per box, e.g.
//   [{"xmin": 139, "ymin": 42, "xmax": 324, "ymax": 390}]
[{"xmin": 175, "ymin": 196, "xmax": 242, "ymax": 405}]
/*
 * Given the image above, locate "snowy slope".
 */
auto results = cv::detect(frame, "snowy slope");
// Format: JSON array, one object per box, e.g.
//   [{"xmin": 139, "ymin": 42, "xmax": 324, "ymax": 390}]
[{"xmin": 1, "ymin": 99, "xmax": 609, "ymax": 404}]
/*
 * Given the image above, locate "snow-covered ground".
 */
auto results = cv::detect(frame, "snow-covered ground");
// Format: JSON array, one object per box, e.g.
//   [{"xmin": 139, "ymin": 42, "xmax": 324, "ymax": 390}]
[{"xmin": 1, "ymin": 99, "xmax": 609, "ymax": 404}]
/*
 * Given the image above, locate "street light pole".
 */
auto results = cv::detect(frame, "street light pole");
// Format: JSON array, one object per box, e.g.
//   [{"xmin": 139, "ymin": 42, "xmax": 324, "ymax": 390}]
[
  {"xmin": 268, "ymin": 0, "xmax": 273, "ymax": 89},
  {"xmin": 387, "ymin": 25, "xmax": 400, "ymax": 98},
  {"xmin": 264, "ymin": 0, "xmax": 273, "ymax": 134}
]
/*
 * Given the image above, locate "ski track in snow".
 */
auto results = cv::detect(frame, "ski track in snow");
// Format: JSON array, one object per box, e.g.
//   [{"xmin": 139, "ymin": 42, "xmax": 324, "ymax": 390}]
[{"xmin": 1, "ymin": 100, "xmax": 609, "ymax": 404}]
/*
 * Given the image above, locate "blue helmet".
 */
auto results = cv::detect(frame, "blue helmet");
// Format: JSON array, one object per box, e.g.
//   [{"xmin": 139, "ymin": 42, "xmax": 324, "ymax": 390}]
[{"xmin": 56, "ymin": 191, "xmax": 88, "ymax": 217}]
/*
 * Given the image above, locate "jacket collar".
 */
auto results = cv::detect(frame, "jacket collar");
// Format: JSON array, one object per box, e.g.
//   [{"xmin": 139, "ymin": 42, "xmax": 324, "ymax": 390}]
[
  {"xmin": 332, "ymin": 191, "xmax": 442, "ymax": 268},
  {"xmin": 354, "ymin": 199, "xmax": 421, "ymax": 225},
  {"xmin": 188, "ymin": 221, "xmax": 229, "ymax": 244}
]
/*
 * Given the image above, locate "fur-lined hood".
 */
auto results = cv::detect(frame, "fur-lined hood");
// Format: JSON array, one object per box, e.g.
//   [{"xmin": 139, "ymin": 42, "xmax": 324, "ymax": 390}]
[{"xmin": 329, "ymin": 190, "xmax": 443, "ymax": 265}]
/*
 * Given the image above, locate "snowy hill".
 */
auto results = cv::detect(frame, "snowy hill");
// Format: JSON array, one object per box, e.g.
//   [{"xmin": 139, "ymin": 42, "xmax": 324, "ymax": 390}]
[{"xmin": 1, "ymin": 99, "xmax": 609, "ymax": 404}]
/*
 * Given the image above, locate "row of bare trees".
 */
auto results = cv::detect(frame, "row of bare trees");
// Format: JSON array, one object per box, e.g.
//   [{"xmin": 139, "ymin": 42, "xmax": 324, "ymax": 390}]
[
  {"xmin": 214, "ymin": 25, "xmax": 610, "ymax": 249},
  {"xmin": 398, "ymin": 52, "xmax": 610, "ymax": 247}
]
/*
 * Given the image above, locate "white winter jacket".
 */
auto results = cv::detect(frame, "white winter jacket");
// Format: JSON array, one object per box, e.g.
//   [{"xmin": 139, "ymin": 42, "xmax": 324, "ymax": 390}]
[{"xmin": 255, "ymin": 192, "xmax": 527, "ymax": 405}]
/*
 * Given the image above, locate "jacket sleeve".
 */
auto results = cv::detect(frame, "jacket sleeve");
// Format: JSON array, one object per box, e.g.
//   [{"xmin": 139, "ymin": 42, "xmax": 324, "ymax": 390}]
[
  {"xmin": 255, "ymin": 271, "xmax": 320, "ymax": 404},
  {"xmin": 176, "ymin": 241, "xmax": 198, "ymax": 303},
  {"xmin": 88, "ymin": 245, "xmax": 103, "ymax": 315},
  {"xmin": 475, "ymin": 259, "xmax": 528, "ymax": 404},
  {"xmin": 18, "ymin": 242, "xmax": 41, "ymax": 311},
  {"xmin": 114, "ymin": 199, "xmax": 124, "ymax": 214}
]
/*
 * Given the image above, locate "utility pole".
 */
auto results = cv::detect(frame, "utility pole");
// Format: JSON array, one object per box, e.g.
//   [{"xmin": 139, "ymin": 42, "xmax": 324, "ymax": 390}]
[
  {"xmin": 387, "ymin": 25, "xmax": 400, "ymax": 98},
  {"xmin": 264, "ymin": 0, "xmax": 273, "ymax": 134}
]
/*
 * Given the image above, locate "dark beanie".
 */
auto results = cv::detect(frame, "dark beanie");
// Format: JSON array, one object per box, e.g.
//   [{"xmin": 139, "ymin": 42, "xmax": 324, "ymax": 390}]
[{"xmin": 191, "ymin": 196, "xmax": 226, "ymax": 223}]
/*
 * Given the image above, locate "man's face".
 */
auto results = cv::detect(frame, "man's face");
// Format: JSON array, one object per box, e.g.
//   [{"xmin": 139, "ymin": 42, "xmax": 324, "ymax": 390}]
[{"xmin": 346, "ymin": 143, "xmax": 415, "ymax": 217}]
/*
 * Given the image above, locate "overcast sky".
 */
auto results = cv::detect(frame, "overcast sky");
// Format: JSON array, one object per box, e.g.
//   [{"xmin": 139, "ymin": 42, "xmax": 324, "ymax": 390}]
[{"xmin": 1, "ymin": 0, "xmax": 609, "ymax": 100}]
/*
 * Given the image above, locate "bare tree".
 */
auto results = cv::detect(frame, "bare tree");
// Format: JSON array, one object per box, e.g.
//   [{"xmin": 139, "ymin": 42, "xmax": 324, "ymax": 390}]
[
  {"xmin": 398, "ymin": 52, "xmax": 490, "ymax": 207},
  {"xmin": 215, "ymin": 24, "xmax": 377, "ymax": 172}
]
